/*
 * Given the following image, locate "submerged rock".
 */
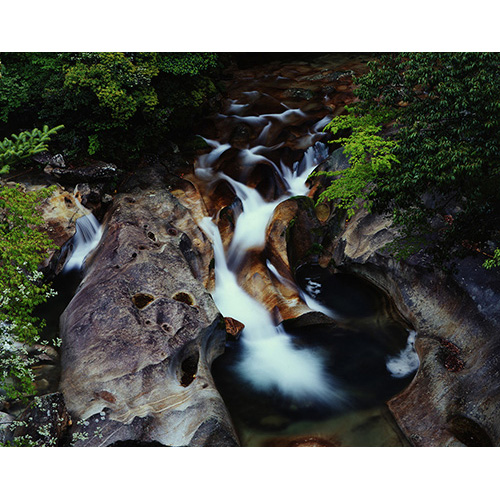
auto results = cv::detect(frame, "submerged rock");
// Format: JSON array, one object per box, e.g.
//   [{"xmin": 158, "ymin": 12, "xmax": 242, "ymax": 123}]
[{"xmin": 59, "ymin": 167, "xmax": 239, "ymax": 446}]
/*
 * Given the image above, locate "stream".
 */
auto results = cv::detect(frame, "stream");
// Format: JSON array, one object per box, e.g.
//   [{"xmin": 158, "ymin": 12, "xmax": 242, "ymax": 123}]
[
  {"xmin": 190, "ymin": 54, "xmax": 419, "ymax": 446},
  {"xmin": 38, "ymin": 54, "xmax": 419, "ymax": 447}
]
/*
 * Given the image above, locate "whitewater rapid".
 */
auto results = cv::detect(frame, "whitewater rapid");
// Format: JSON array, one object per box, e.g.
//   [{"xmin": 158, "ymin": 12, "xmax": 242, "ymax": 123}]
[{"xmin": 197, "ymin": 104, "xmax": 346, "ymax": 406}]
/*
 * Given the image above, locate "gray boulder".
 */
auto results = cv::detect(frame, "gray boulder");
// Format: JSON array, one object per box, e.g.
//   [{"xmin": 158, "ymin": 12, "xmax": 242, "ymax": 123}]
[{"xmin": 59, "ymin": 169, "xmax": 239, "ymax": 446}]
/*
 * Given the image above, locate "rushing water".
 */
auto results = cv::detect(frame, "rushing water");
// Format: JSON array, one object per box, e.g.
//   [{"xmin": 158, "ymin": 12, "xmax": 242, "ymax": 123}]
[
  {"xmin": 37, "ymin": 212, "xmax": 103, "ymax": 347},
  {"xmin": 192, "ymin": 56, "xmax": 419, "ymax": 445},
  {"xmin": 37, "ymin": 55, "xmax": 418, "ymax": 446},
  {"xmin": 62, "ymin": 212, "xmax": 102, "ymax": 273}
]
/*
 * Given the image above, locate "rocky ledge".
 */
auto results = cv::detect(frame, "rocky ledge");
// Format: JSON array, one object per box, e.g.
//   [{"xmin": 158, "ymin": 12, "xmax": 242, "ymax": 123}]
[
  {"xmin": 59, "ymin": 164, "xmax": 239, "ymax": 446},
  {"xmin": 308, "ymin": 148, "xmax": 500, "ymax": 447}
]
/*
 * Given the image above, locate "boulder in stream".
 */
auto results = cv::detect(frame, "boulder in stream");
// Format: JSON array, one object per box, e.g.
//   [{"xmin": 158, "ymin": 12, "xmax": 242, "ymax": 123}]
[{"xmin": 59, "ymin": 165, "xmax": 239, "ymax": 446}]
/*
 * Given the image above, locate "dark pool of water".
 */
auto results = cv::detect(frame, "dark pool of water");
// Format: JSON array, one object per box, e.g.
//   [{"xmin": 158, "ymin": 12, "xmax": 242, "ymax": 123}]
[
  {"xmin": 35, "ymin": 269, "xmax": 83, "ymax": 342},
  {"xmin": 212, "ymin": 266, "xmax": 417, "ymax": 446}
]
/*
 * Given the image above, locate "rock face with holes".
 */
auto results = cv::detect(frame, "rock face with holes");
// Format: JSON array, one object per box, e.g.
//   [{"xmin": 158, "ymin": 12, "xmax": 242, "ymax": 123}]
[
  {"xmin": 59, "ymin": 166, "xmax": 239, "ymax": 446},
  {"xmin": 321, "ymin": 203, "xmax": 500, "ymax": 446}
]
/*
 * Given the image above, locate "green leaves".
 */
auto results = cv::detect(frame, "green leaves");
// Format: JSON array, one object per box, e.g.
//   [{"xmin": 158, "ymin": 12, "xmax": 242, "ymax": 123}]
[
  {"xmin": 0, "ymin": 184, "xmax": 57, "ymax": 401},
  {"xmin": 156, "ymin": 52, "xmax": 218, "ymax": 76},
  {"xmin": 322, "ymin": 53, "xmax": 500, "ymax": 267},
  {"xmin": 312, "ymin": 112, "xmax": 398, "ymax": 218},
  {"xmin": 484, "ymin": 248, "xmax": 500, "ymax": 269},
  {"xmin": 0, "ymin": 52, "xmax": 221, "ymax": 161},
  {"xmin": 0, "ymin": 125, "xmax": 63, "ymax": 174},
  {"xmin": 0, "ymin": 124, "xmax": 58, "ymax": 401}
]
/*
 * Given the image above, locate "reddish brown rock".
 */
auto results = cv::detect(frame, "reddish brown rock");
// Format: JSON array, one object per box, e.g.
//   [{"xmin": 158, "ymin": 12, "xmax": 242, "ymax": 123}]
[
  {"xmin": 263, "ymin": 435, "xmax": 341, "ymax": 447},
  {"xmin": 224, "ymin": 317, "xmax": 245, "ymax": 340}
]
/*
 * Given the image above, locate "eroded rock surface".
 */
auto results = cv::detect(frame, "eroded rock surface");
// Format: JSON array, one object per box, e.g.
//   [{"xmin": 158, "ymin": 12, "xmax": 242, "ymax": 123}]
[
  {"xmin": 323, "ymin": 204, "xmax": 500, "ymax": 446},
  {"xmin": 59, "ymin": 166, "xmax": 239, "ymax": 446}
]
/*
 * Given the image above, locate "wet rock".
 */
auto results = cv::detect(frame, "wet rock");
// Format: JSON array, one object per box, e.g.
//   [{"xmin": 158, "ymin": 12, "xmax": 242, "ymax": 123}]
[
  {"xmin": 12, "ymin": 393, "xmax": 71, "ymax": 446},
  {"xmin": 263, "ymin": 435, "xmax": 341, "ymax": 447},
  {"xmin": 33, "ymin": 152, "xmax": 66, "ymax": 168},
  {"xmin": 44, "ymin": 160, "xmax": 121, "ymax": 184},
  {"xmin": 60, "ymin": 168, "xmax": 239, "ymax": 447},
  {"xmin": 0, "ymin": 412, "xmax": 14, "ymax": 444},
  {"xmin": 32, "ymin": 365, "xmax": 60, "ymax": 395},
  {"xmin": 74, "ymin": 183, "xmax": 104, "ymax": 210},
  {"xmin": 224, "ymin": 317, "xmax": 245, "ymax": 340},
  {"xmin": 229, "ymin": 124, "xmax": 252, "ymax": 148},
  {"xmin": 36, "ymin": 184, "xmax": 92, "ymax": 269},
  {"xmin": 51, "ymin": 154, "xmax": 66, "ymax": 168},
  {"xmin": 284, "ymin": 88, "xmax": 316, "ymax": 101},
  {"xmin": 278, "ymin": 196, "xmax": 326, "ymax": 271},
  {"xmin": 326, "ymin": 205, "xmax": 500, "ymax": 446}
]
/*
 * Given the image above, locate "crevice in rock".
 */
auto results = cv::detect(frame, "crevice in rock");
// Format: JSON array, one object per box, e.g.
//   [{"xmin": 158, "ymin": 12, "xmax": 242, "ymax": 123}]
[
  {"xmin": 172, "ymin": 291, "xmax": 195, "ymax": 306},
  {"xmin": 447, "ymin": 415, "xmax": 493, "ymax": 447},
  {"xmin": 180, "ymin": 352, "xmax": 199, "ymax": 387}
]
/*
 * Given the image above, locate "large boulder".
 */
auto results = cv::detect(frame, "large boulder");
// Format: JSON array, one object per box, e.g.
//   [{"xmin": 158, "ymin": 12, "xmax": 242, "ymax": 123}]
[
  {"xmin": 328, "ymin": 206, "xmax": 500, "ymax": 446},
  {"xmin": 59, "ymin": 167, "xmax": 239, "ymax": 446}
]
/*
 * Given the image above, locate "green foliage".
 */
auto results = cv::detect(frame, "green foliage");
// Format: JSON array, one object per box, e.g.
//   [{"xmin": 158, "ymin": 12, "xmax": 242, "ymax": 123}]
[
  {"xmin": 0, "ymin": 125, "xmax": 64, "ymax": 174},
  {"xmin": 0, "ymin": 184, "xmax": 57, "ymax": 401},
  {"xmin": 312, "ymin": 112, "xmax": 399, "ymax": 218},
  {"xmin": 156, "ymin": 52, "xmax": 218, "ymax": 76},
  {"xmin": 483, "ymin": 248, "xmax": 500, "ymax": 269},
  {"xmin": 0, "ymin": 124, "xmax": 59, "ymax": 401},
  {"xmin": 0, "ymin": 52, "xmax": 221, "ymax": 162},
  {"xmin": 320, "ymin": 53, "xmax": 500, "ymax": 266}
]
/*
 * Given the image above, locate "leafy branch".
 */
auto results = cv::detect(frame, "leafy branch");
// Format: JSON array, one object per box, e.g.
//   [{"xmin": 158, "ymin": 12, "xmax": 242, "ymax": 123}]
[{"xmin": 0, "ymin": 124, "xmax": 64, "ymax": 174}]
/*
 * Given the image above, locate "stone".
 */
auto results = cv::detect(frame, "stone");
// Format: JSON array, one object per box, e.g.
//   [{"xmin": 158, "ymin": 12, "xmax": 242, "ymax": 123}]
[
  {"xmin": 263, "ymin": 435, "xmax": 340, "ymax": 447},
  {"xmin": 26, "ymin": 344, "xmax": 59, "ymax": 364},
  {"xmin": 326, "ymin": 205, "xmax": 500, "ymax": 446},
  {"xmin": 224, "ymin": 317, "xmax": 245, "ymax": 340},
  {"xmin": 0, "ymin": 412, "xmax": 14, "ymax": 444},
  {"xmin": 12, "ymin": 393, "xmax": 71, "ymax": 446},
  {"xmin": 36, "ymin": 185, "xmax": 92, "ymax": 260},
  {"xmin": 32, "ymin": 365, "xmax": 60, "ymax": 395},
  {"xmin": 51, "ymin": 154, "xmax": 66, "ymax": 168},
  {"xmin": 59, "ymin": 166, "xmax": 239, "ymax": 447},
  {"xmin": 74, "ymin": 183, "xmax": 104, "ymax": 209},
  {"xmin": 44, "ymin": 160, "xmax": 121, "ymax": 184}
]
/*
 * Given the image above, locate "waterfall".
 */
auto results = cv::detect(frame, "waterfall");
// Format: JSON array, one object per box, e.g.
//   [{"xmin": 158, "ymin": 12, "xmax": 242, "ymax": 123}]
[
  {"xmin": 63, "ymin": 213, "xmax": 102, "ymax": 272},
  {"xmin": 198, "ymin": 107, "xmax": 346, "ymax": 406},
  {"xmin": 201, "ymin": 218, "xmax": 344, "ymax": 405}
]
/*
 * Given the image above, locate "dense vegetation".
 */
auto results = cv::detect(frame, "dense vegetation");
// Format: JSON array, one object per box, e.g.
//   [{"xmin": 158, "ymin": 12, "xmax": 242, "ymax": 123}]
[
  {"xmin": 0, "ymin": 52, "xmax": 224, "ymax": 403},
  {"xmin": 0, "ymin": 127, "xmax": 60, "ymax": 401},
  {"xmin": 318, "ymin": 52, "xmax": 500, "ymax": 267},
  {"xmin": 0, "ymin": 52, "xmax": 222, "ymax": 163}
]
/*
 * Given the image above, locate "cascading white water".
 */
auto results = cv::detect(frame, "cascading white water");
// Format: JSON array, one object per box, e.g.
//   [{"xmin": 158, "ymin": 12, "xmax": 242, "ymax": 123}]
[
  {"xmin": 386, "ymin": 330, "xmax": 420, "ymax": 378},
  {"xmin": 266, "ymin": 260, "xmax": 337, "ymax": 319},
  {"xmin": 63, "ymin": 213, "xmax": 102, "ymax": 272},
  {"xmin": 198, "ymin": 107, "xmax": 346, "ymax": 406},
  {"xmin": 201, "ymin": 217, "xmax": 343, "ymax": 405},
  {"xmin": 281, "ymin": 142, "xmax": 329, "ymax": 196}
]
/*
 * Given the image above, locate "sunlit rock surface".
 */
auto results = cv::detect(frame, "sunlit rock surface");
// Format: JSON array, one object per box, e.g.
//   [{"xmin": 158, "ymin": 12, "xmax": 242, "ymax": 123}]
[{"xmin": 26, "ymin": 185, "xmax": 92, "ymax": 272}]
